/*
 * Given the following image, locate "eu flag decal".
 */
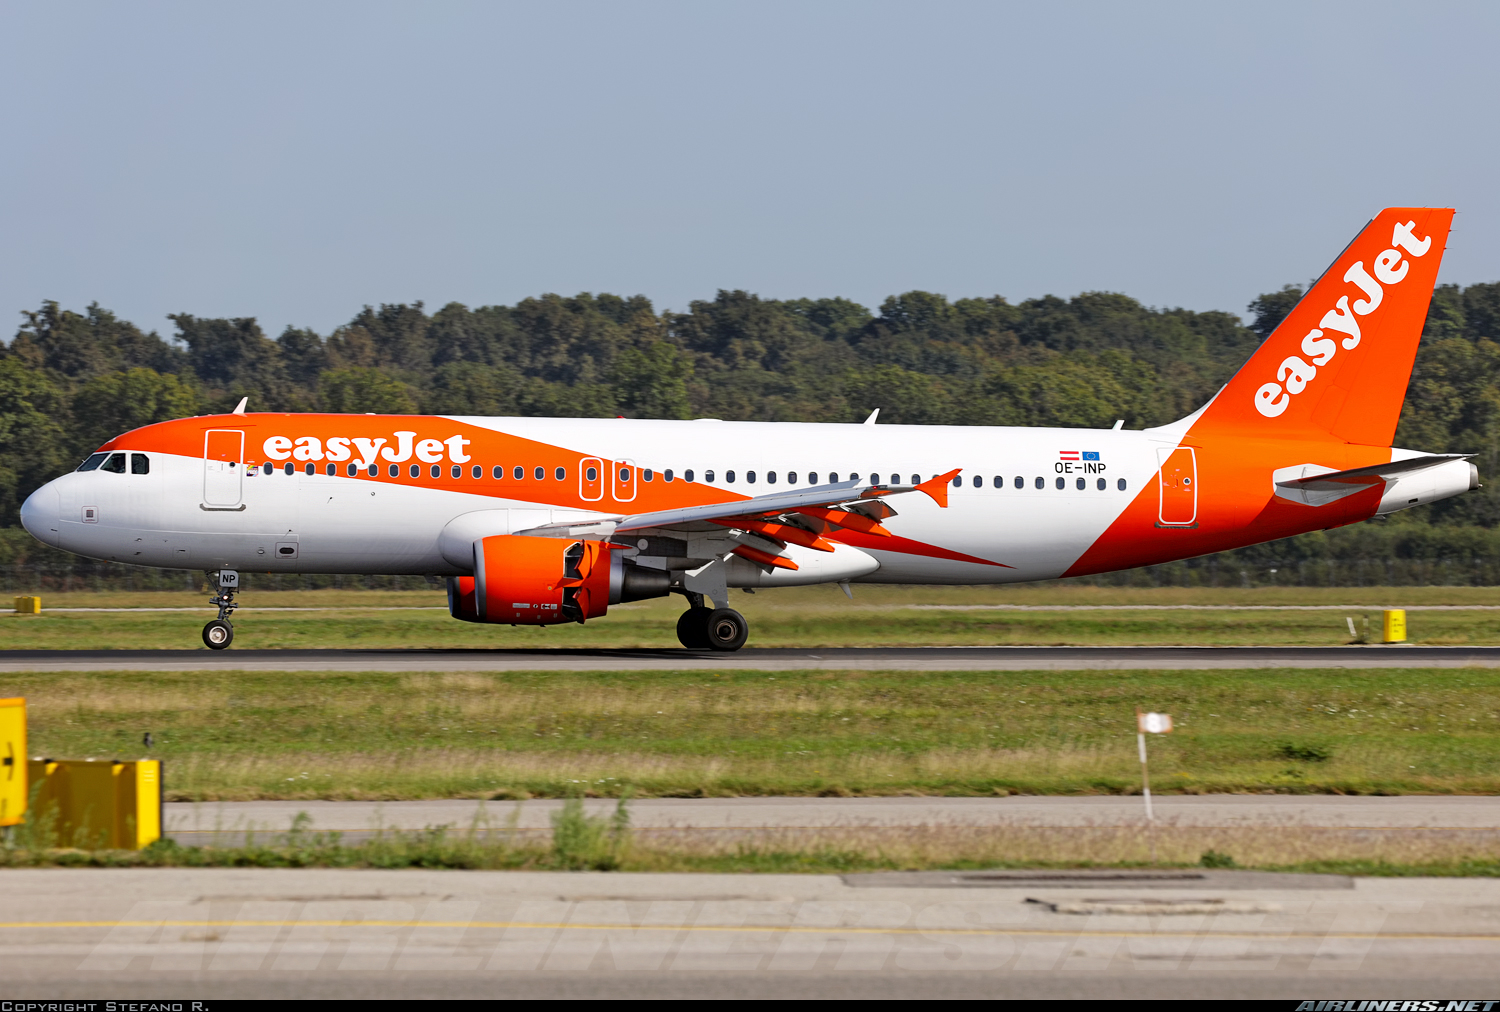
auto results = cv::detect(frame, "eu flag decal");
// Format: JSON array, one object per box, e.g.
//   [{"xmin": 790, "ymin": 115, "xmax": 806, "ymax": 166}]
[{"xmin": 1082, "ymin": 451, "xmax": 1100, "ymax": 461}]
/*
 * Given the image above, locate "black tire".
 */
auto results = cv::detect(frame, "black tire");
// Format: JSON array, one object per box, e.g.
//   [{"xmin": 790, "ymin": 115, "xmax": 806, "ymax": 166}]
[
  {"xmin": 203, "ymin": 619, "xmax": 234, "ymax": 650},
  {"xmin": 704, "ymin": 608, "xmax": 748, "ymax": 652},
  {"xmin": 676, "ymin": 608, "xmax": 710, "ymax": 649}
]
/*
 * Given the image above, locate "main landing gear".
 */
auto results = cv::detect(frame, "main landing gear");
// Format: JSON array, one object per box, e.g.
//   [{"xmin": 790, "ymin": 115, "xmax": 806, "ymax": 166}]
[
  {"xmin": 203, "ymin": 569, "xmax": 239, "ymax": 650},
  {"xmin": 675, "ymin": 594, "xmax": 749, "ymax": 652}
]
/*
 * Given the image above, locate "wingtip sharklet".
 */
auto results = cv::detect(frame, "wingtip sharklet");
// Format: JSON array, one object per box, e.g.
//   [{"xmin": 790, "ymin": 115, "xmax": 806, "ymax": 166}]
[{"xmin": 916, "ymin": 469, "xmax": 962, "ymax": 508}]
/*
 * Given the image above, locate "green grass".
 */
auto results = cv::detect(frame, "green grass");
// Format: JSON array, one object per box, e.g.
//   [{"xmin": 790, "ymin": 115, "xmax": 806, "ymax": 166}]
[
  {"xmin": 7, "ymin": 820, "xmax": 1500, "ymax": 876},
  {"xmin": 10, "ymin": 665, "xmax": 1500, "ymax": 799},
  {"xmin": 9, "ymin": 583, "xmax": 1500, "ymax": 648}
]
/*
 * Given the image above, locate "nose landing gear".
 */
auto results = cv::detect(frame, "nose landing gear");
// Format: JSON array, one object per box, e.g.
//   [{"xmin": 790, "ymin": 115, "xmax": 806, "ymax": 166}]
[{"xmin": 203, "ymin": 569, "xmax": 239, "ymax": 650}]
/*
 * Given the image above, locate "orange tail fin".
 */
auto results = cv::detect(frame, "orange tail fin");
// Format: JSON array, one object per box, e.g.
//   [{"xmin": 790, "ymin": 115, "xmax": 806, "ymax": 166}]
[{"xmin": 1194, "ymin": 207, "xmax": 1453, "ymax": 446}]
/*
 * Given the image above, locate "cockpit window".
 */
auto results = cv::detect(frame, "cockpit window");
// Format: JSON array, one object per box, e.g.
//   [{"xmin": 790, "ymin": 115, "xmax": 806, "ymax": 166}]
[
  {"xmin": 100, "ymin": 453, "xmax": 127, "ymax": 474},
  {"xmin": 131, "ymin": 453, "xmax": 150, "ymax": 475},
  {"xmin": 77, "ymin": 453, "xmax": 108, "ymax": 472}
]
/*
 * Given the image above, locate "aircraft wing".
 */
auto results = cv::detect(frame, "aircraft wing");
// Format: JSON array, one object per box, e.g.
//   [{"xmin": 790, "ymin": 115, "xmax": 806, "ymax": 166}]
[{"xmin": 513, "ymin": 469, "xmax": 960, "ymax": 540}]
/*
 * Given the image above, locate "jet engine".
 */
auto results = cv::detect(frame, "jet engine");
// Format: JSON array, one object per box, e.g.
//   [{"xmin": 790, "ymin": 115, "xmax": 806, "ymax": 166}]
[{"xmin": 447, "ymin": 535, "xmax": 670, "ymax": 625}]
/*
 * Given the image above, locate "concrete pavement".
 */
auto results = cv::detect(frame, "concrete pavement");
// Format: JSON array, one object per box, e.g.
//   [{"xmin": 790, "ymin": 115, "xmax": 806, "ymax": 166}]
[{"xmin": 3, "ymin": 867, "xmax": 1499, "ymax": 998}]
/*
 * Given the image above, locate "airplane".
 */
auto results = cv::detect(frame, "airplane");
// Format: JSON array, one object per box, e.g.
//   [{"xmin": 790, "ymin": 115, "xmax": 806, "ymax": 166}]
[{"xmin": 19, "ymin": 207, "xmax": 1477, "ymax": 652}]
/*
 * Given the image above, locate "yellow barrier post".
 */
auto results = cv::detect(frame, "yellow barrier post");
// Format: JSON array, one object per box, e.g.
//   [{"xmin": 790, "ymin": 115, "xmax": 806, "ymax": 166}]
[
  {"xmin": 0, "ymin": 698, "xmax": 24, "ymax": 829},
  {"xmin": 26, "ymin": 758, "xmax": 162, "ymax": 849},
  {"xmin": 13, "ymin": 596, "xmax": 40, "ymax": 614},
  {"xmin": 1383, "ymin": 609, "xmax": 1408, "ymax": 644}
]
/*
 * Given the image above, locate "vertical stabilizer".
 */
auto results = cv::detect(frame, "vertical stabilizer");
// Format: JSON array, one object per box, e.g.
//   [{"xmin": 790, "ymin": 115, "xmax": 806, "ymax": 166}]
[{"xmin": 1194, "ymin": 207, "xmax": 1453, "ymax": 447}]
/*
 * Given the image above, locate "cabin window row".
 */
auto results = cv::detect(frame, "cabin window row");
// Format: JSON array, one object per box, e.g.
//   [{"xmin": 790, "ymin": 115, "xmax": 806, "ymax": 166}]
[{"xmin": 254, "ymin": 461, "xmax": 1128, "ymax": 493}]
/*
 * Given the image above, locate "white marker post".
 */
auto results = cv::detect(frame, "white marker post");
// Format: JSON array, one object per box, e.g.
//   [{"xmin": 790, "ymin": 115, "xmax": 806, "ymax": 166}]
[{"xmin": 1136, "ymin": 709, "xmax": 1173, "ymax": 822}]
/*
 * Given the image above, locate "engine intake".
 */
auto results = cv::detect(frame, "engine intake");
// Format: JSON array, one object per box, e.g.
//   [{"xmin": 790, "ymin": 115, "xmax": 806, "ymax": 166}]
[{"xmin": 447, "ymin": 535, "xmax": 669, "ymax": 625}]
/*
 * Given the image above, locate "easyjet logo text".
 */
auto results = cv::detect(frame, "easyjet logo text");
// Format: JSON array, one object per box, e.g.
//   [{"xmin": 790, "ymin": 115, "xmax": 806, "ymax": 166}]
[
  {"xmin": 1253, "ymin": 220, "xmax": 1431, "ymax": 418},
  {"xmin": 262, "ymin": 431, "xmax": 472, "ymax": 466}
]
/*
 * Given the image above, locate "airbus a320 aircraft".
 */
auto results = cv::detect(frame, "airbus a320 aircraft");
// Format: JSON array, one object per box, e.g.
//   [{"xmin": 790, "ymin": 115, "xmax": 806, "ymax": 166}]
[{"xmin": 19, "ymin": 207, "xmax": 1477, "ymax": 651}]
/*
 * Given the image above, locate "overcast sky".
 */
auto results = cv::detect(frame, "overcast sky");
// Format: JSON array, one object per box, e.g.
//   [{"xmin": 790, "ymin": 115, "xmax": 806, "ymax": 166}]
[{"xmin": 3, "ymin": 0, "xmax": 1498, "ymax": 339}]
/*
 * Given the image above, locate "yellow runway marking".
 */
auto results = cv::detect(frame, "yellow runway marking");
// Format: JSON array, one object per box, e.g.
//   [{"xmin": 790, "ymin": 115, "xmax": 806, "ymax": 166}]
[{"xmin": 2, "ymin": 920, "xmax": 1499, "ymax": 942}]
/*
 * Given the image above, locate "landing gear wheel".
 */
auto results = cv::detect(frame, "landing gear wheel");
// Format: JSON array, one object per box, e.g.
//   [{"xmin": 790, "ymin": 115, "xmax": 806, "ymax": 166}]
[
  {"xmin": 704, "ymin": 608, "xmax": 748, "ymax": 652},
  {"xmin": 203, "ymin": 619, "xmax": 234, "ymax": 650},
  {"xmin": 676, "ymin": 608, "xmax": 710, "ymax": 649}
]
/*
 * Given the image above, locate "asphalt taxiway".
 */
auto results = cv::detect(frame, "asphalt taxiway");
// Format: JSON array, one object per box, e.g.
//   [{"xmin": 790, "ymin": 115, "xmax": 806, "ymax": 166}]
[
  {"xmin": 5, "ymin": 644, "xmax": 1500, "ymax": 671},
  {"xmin": 164, "ymin": 794, "xmax": 1500, "ymax": 837}
]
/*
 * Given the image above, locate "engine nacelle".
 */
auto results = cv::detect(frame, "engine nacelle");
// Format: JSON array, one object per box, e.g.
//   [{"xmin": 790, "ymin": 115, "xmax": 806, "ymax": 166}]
[{"xmin": 447, "ymin": 535, "xmax": 670, "ymax": 625}]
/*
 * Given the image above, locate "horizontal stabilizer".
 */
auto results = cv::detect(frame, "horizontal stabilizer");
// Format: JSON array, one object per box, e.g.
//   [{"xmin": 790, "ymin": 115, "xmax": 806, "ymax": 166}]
[{"xmin": 1272, "ymin": 454, "xmax": 1472, "ymax": 507}]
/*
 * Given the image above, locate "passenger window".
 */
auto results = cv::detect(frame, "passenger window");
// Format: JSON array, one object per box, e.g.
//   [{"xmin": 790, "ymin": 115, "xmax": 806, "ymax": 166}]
[
  {"xmin": 767, "ymin": 472, "xmax": 777, "ymax": 485},
  {"xmin": 705, "ymin": 470, "xmax": 714, "ymax": 482},
  {"xmin": 1076, "ymin": 477, "xmax": 1085, "ymax": 490},
  {"xmin": 644, "ymin": 469, "xmax": 654, "ymax": 482},
  {"xmin": 972, "ymin": 475, "xmax": 982, "ymax": 488},
  {"xmin": 535, "ymin": 467, "xmax": 545, "ymax": 481},
  {"xmin": 747, "ymin": 471, "xmax": 756, "ymax": 484},
  {"xmin": 1014, "ymin": 476, "xmax": 1023, "ymax": 489},
  {"xmin": 305, "ymin": 463, "xmax": 315, "ymax": 476},
  {"xmin": 951, "ymin": 475, "xmax": 961, "ymax": 487},
  {"xmin": 290, "ymin": 463, "xmax": 300, "ymax": 476},
  {"xmin": 555, "ymin": 467, "xmax": 565, "ymax": 481},
  {"xmin": 1097, "ymin": 477, "xmax": 1106, "ymax": 490},
  {"xmin": 514, "ymin": 466, "xmax": 524, "ymax": 480},
  {"xmin": 993, "ymin": 476, "xmax": 1002, "ymax": 488},
  {"xmin": 494, "ymin": 465, "xmax": 504, "ymax": 479},
  {"xmin": 850, "ymin": 473, "xmax": 860, "ymax": 482},
  {"xmin": 473, "ymin": 465, "xmax": 482, "ymax": 479},
  {"xmin": 453, "ymin": 465, "xmax": 462, "ymax": 479},
  {"xmin": 1117, "ymin": 478, "xmax": 1127, "ymax": 491},
  {"xmin": 586, "ymin": 466, "xmax": 598, "ymax": 482},
  {"xmin": 77, "ymin": 452, "xmax": 108, "ymax": 472},
  {"xmin": 1034, "ymin": 476, "xmax": 1044, "ymax": 489},
  {"xmin": 367, "ymin": 464, "xmax": 378, "ymax": 477},
  {"xmin": 726, "ymin": 470, "xmax": 736, "ymax": 483},
  {"xmin": 432, "ymin": 465, "xmax": 441, "ymax": 478},
  {"xmin": 409, "ymin": 464, "xmax": 420, "ymax": 478},
  {"xmin": 347, "ymin": 463, "xmax": 359, "ymax": 477},
  {"xmin": 387, "ymin": 464, "xmax": 398, "ymax": 477},
  {"xmin": 101, "ymin": 453, "xmax": 126, "ymax": 474},
  {"xmin": 1055, "ymin": 476, "xmax": 1065, "ymax": 490},
  {"xmin": 131, "ymin": 453, "xmax": 150, "ymax": 475},
  {"xmin": 686, "ymin": 469, "xmax": 695, "ymax": 482},
  {"xmin": 665, "ymin": 469, "xmax": 674, "ymax": 482},
  {"xmin": 911, "ymin": 474, "xmax": 921, "ymax": 485},
  {"xmin": 326, "ymin": 463, "xmax": 336, "ymax": 476},
  {"xmin": 787, "ymin": 472, "xmax": 797, "ymax": 484},
  {"xmin": 808, "ymin": 472, "xmax": 818, "ymax": 484}
]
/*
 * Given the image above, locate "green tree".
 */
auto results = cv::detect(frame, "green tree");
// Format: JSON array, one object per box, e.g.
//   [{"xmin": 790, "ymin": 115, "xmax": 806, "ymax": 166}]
[
  {"xmin": 8, "ymin": 301, "xmax": 186, "ymax": 379},
  {"xmin": 318, "ymin": 367, "xmax": 419, "ymax": 413},
  {"xmin": 169, "ymin": 314, "xmax": 290, "ymax": 410},
  {"xmin": 610, "ymin": 342, "xmax": 692, "ymax": 419},
  {"xmin": 1246, "ymin": 284, "xmax": 1304, "ymax": 340},
  {"xmin": 0, "ymin": 359, "xmax": 72, "ymax": 527},
  {"xmin": 424, "ymin": 362, "xmax": 522, "ymax": 416},
  {"xmin": 70, "ymin": 368, "xmax": 202, "ymax": 456}
]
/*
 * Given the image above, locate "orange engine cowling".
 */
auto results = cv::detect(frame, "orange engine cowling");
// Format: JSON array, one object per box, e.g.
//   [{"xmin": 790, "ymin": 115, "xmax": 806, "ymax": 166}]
[{"xmin": 447, "ymin": 535, "xmax": 611, "ymax": 625}]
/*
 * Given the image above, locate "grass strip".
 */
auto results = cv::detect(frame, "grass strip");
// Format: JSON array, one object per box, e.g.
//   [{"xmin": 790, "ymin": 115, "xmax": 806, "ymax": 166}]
[
  {"xmin": 13, "ymin": 584, "xmax": 1500, "ymax": 648},
  {"xmin": 8, "ymin": 665, "xmax": 1500, "ymax": 798},
  {"xmin": 6, "ymin": 814, "xmax": 1500, "ymax": 876}
]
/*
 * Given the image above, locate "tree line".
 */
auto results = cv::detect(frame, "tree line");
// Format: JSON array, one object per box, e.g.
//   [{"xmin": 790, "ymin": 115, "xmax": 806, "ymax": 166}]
[{"xmin": 2, "ymin": 282, "xmax": 1499, "ymax": 541}]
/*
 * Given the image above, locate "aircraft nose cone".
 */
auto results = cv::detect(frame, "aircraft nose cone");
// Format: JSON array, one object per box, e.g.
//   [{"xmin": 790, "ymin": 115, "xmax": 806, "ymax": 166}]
[{"xmin": 19, "ymin": 483, "xmax": 61, "ymax": 547}]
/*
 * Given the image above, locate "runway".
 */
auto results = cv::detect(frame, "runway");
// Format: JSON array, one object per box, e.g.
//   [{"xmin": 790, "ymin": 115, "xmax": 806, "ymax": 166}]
[
  {"xmin": 5, "ymin": 867, "xmax": 1499, "ymax": 999},
  {"xmin": 164, "ymin": 795, "xmax": 1500, "ymax": 840},
  {"xmin": 6, "ymin": 644, "xmax": 1500, "ymax": 671}
]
